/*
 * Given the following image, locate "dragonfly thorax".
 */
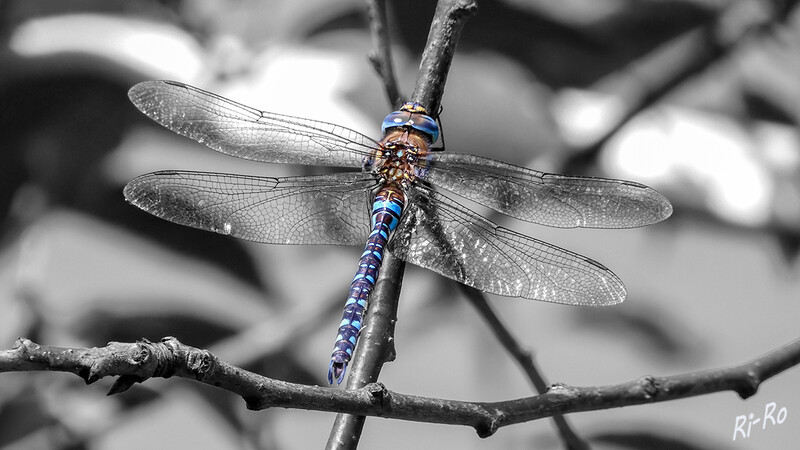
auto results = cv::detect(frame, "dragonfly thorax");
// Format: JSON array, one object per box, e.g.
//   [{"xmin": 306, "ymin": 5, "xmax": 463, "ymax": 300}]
[{"xmin": 368, "ymin": 129, "xmax": 429, "ymax": 189}]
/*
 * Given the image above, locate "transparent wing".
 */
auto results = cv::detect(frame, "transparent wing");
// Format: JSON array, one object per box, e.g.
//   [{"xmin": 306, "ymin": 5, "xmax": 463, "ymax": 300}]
[
  {"xmin": 421, "ymin": 152, "xmax": 672, "ymax": 229},
  {"xmin": 389, "ymin": 185, "xmax": 626, "ymax": 305},
  {"xmin": 129, "ymin": 80, "xmax": 379, "ymax": 167},
  {"xmin": 124, "ymin": 171, "xmax": 377, "ymax": 245}
]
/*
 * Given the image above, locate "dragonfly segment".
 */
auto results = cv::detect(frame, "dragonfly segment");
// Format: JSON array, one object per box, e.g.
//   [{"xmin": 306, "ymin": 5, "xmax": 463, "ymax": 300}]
[
  {"xmin": 123, "ymin": 81, "xmax": 672, "ymax": 386},
  {"xmin": 329, "ymin": 185, "xmax": 406, "ymax": 384}
]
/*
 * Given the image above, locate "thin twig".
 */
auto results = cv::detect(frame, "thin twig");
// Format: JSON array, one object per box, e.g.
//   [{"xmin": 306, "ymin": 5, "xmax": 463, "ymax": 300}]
[
  {"xmin": 460, "ymin": 285, "xmax": 590, "ymax": 450},
  {"xmin": 411, "ymin": 0, "xmax": 478, "ymax": 111},
  {"xmin": 4, "ymin": 336, "xmax": 799, "ymax": 437},
  {"xmin": 569, "ymin": 0, "xmax": 800, "ymax": 161},
  {"xmin": 367, "ymin": 0, "xmax": 402, "ymax": 107}
]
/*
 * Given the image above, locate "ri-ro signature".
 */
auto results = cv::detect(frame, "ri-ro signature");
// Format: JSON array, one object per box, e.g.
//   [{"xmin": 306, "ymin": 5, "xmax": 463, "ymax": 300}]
[{"xmin": 732, "ymin": 401, "xmax": 788, "ymax": 441}]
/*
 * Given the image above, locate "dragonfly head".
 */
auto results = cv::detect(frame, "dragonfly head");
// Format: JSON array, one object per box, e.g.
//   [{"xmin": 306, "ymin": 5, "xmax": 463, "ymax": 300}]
[{"xmin": 381, "ymin": 102, "xmax": 439, "ymax": 144}]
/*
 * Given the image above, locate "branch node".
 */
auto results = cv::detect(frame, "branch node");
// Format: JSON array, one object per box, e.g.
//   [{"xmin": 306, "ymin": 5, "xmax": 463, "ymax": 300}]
[
  {"xmin": 13, "ymin": 338, "xmax": 35, "ymax": 352},
  {"xmin": 640, "ymin": 375, "xmax": 660, "ymax": 399},
  {"xmin": 736, "ymin": 369, "xmax": 761, "ymax": 399},
  {"xmin": 454, "ymin": 0, "xmax": 478, "ymax": 15},
  {"xmin": 187, "ymin": 348, "xmax": 214, "ymax": 376},
  {"xmin": 366, "ymin": 382, "xmax": 389, "ymax": 406},
  {"xmin": 475, "ymin": 418, "xmax": 498, "ymax": 438},
  {"xmin": 145, "ymin": 338, "xmax": 176, "ymax": 378},
  {"xmin": 244, "ymin": 393, "xmax": 264, "ymax": 411}
]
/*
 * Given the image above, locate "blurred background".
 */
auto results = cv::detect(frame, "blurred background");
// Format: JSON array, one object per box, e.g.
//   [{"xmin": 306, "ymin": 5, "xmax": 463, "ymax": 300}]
[{"xmin": 0, "ymin": 0, "xmax": 799, "ymax": 449}]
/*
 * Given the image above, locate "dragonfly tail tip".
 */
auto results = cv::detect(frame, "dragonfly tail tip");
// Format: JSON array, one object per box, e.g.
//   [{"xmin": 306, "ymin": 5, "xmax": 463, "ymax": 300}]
[{"xmin": 328, "ymin": 361, "xmax": 347, "ymax": 385}]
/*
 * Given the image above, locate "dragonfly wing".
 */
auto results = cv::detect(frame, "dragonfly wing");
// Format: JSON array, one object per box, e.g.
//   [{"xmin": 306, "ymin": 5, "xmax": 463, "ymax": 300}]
[
  {"xmin": 129, "ymin": 81, "xmax": 378, "ymax": 167},
  {"xmin": 124, "ymin": 171, "xmax": 376, "ymax": 245},
  {"xmin": 389, "ymin": 186, "xmax": 626, "ymax": 305},
  {"xmin": 421, "ymin": 153, "xmax": 672, "ymax": 229}
]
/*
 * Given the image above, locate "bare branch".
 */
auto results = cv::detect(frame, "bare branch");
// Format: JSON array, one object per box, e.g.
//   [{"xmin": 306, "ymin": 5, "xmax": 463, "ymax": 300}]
[
  {"xmin": 573, "ymin": 0, "xmax": 800, "ymax": 159},
  {"xmin": 411, "ymin": 0, "xmax": 478, "ymax": 112},
  {"xmin": 326, "ymin": 1, "xmax": 478, "ymax": 447},
  {"xmin": 460, "ymin": 285, "xmax": 589, "ymax": 449},
  {"xmin": 367, "ymin": 0, "xmax": 402, "ymax": 107},
  {"xmin": 4, "ymin": 336, "xmax": 798, "ymax": 438}
]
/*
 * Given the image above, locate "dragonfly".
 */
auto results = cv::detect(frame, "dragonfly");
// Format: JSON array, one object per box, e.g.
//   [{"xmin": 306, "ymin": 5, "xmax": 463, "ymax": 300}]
[{"xmin": 123, "ymin": 80, "xmax": 672, "ymax": 385}]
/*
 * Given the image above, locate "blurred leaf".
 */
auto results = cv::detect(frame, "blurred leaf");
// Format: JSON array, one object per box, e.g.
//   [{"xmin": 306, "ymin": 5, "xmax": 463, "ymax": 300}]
[
  {"xmin": 593, "ymin": 430, "xmax": 723, "ymax": 450},
  {"xmin": 389, "ymin": 0, "xmax": 715, "ymax": 86},
  {"xmin": 71, "ymin": 309, "xmax": 237, "ymax": 348},
  {"xmin": 0, "ymin": 384, "xmax": 55, "ymax": 447},
  {"xmin": 92, "ymin": 388, "xmax": 246, "ymax": 450},
  {"xmin": 0, "ymin": 75, "xmax": 129, "ymax": 224},
  {"xmin": 573, "ymin": 300, "xmax": 702, "ymax": 361}
]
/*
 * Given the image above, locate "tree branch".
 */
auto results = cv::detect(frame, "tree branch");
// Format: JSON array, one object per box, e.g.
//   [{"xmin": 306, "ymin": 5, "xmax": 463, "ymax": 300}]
[
  {"xmin": 460, "ymin": 285, "xmax": 589, "ymax": 449},
  {"xmin": 326, "ymin": 1, "xmax": 477, "ymax": 447},
  {"xmin": 367, "ymin": 0, "xmax": 402, "ymax": 108},
  {"xmin": 4, "ymin": 336, "xmax": 798, "ymax": 438},
  {"xmin": 411, "ymin": 0, "xmax": 478, "ymax": 112},
  {"xmin": 569, "ymin": 0, "xmax": 800, "ymax": 161}
]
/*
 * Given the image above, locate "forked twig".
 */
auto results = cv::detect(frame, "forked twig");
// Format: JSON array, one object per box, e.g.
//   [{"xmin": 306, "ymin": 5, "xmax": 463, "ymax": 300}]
[{"xmin": 460, "ymin": 285, "xmax": 589, "ymax": 450}]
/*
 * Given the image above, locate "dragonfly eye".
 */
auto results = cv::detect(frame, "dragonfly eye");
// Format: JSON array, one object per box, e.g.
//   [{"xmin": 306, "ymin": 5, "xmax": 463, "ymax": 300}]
[{"xmin": 381, "ymin": 105, "xmax": 440, "ymax": 144}]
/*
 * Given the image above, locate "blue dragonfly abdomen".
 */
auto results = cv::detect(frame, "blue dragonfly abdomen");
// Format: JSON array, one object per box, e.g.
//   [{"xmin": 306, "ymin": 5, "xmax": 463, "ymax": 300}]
[{"xmin": 329, "ymin": 184, "xmax": 406, "ymax": 384}]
